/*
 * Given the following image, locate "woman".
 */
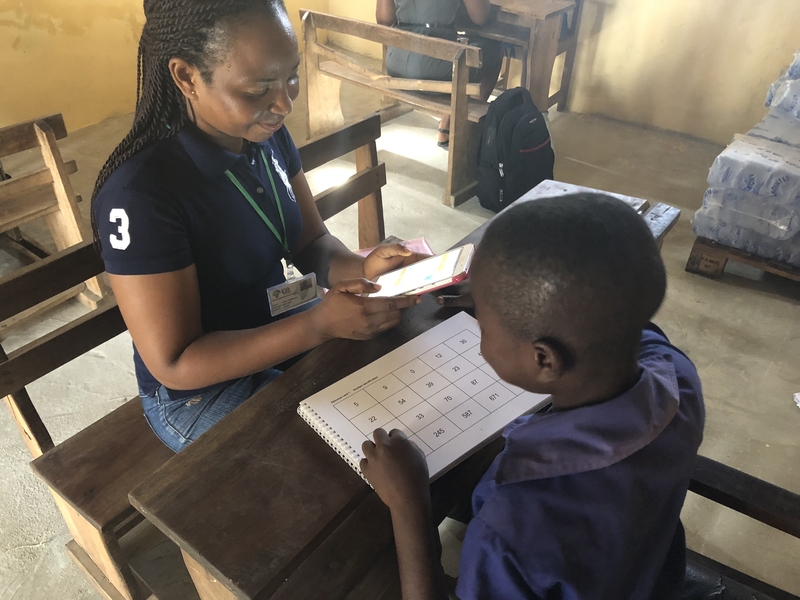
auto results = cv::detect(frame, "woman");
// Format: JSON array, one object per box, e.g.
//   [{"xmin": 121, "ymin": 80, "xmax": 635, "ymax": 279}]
[
  {"xmin": 92, "ymin": 0, "xmax": 422, "ymax": 452},
  {"xmin": 376, "ymin": 0, "xmax": 503, "ymax": 148}
]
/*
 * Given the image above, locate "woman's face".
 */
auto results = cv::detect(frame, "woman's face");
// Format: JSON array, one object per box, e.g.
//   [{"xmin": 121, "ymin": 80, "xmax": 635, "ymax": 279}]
[{"xmin": 184, "ymin": 11, "xmax": 301, "ymax": 145}]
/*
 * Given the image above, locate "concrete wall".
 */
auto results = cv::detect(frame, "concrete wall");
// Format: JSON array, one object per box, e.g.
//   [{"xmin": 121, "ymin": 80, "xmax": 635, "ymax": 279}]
[
  {"xmin": 569, "ymin": 0, "xmax": 800, "ymax": 145},
  {"xmin": 326, "ymin": 0, "xmax": 383, "ymax": 58},
  {"xmin": 2, "ymin": 0, "xmax": 797, "ymax": 140},
  {"xmin": 0, "ymin": 0, "xmax": 145, "ymax": 131},
  {"xmin": 0, "ymin": 0, "xmax": 328, "ymax": 132},
  {"xmin": 314, "ymin": 0, "xmax": 800, "ymax": 145}
]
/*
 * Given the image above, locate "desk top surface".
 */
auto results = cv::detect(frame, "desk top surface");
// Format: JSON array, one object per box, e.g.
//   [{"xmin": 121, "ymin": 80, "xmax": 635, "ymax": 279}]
[{"xmin": 492, "ymin": 0, "xmax": 575, "ymax": 20}]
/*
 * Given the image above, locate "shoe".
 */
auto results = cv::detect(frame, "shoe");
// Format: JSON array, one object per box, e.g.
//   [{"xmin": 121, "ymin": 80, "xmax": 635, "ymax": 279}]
[{"xmin": 437, "ymin": 128, "xmax": 450, "ymax": 149}]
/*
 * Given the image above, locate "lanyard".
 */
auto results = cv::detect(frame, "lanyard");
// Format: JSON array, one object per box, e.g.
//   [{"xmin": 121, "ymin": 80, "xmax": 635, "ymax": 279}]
[{"xmin": 225, "ymin": 148, "xmax": 291, "ymax": 264}]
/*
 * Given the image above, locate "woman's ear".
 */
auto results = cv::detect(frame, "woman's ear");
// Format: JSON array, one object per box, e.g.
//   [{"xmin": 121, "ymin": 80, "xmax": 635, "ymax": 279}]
[{"xmin": 168, "ymin": 57, "xmax": 199, "ymax": 99}]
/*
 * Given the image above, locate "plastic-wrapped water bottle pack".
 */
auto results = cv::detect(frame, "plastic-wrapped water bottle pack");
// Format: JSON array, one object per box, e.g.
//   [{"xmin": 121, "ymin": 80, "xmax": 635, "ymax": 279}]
[{"xmin": 693, "ymin": 48, "xmax": 800, "ymax": 267}]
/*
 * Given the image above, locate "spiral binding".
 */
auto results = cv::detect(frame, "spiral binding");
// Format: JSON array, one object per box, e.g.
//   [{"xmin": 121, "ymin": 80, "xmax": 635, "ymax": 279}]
[{"xmin": 297, "ymin": 402, "xmax": 371, "ymax": 485}]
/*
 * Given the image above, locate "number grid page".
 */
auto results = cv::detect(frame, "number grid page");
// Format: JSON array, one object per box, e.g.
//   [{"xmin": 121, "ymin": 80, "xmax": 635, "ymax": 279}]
[{"xmin": 297, "ymin": 312, "xmax": 549, "ymax": 481}]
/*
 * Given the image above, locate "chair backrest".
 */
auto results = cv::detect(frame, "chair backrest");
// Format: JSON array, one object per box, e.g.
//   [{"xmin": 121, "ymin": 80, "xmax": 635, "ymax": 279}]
[
  {"xmin": 301, "ymin": 10, "xmax": 483, "ymax": 99},
  {"xmin": 303, "ymin": 11, "xmax": 482, "ymax": 67},
  {"xmin": 0, "ymin": 241, "xmax": 122, "ymax": 457},
  {"xmin": 297, "ymin": 112, "xmax": 387, "ymax": 247}
]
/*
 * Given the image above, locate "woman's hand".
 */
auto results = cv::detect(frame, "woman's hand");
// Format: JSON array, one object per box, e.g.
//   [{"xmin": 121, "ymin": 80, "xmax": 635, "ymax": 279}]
[
  {"xmin": 312, "ymin": 278, "xmax": 420, "ymax": 341},
  {"xmin": 360, "ymin": 428, "xmax": 430, "ymax": 510},
  {"xmin": 363, "ymin": 243, "xmax": 429, "ymax": 281}
]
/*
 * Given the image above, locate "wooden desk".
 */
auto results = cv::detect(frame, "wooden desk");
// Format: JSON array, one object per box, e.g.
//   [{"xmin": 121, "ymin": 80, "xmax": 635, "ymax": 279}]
[
  {"xmin": 129, "ymin": 182, "xmax": 661, "ymax": 600},
  {"xmin": 129, "ymin": 223, "xmax": 498, "ymax": 600},
  {"xmin": 467, "ymin": 0, "xmax": 578, "ymax": 111}
]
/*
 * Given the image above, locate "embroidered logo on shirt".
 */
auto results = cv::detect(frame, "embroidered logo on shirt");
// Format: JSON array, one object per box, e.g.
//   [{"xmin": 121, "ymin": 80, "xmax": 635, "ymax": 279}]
[{"xmin": 271, "ymin": 151, "xmax": 296, "ymax": 202}]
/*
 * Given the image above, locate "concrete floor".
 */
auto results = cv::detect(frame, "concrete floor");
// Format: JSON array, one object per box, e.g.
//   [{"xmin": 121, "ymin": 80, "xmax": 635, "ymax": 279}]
[{"xmin": 2, "ymin": 83, "xmax": 800, "ymax": 598}]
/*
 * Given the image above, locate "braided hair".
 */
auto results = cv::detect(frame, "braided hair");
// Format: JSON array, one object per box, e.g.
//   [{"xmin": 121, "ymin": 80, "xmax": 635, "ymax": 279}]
[{"xmin": 91, "ymin": 0, "xmax": 284, "ymax": 242}]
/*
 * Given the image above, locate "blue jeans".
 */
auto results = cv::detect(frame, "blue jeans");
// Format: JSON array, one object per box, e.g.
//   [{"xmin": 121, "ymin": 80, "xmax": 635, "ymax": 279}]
[{"xmin": 141, "ymin": 368, "xmax": 281, "ymax": 452}]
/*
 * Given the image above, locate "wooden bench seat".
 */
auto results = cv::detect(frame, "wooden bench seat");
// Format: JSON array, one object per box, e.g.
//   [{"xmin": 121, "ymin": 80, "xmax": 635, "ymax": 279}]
[
  {"xmin": 31, "ymin": 396, "xmax": 173, "ymax": 532},
  {"xmin": 1, "ymin": 114, "xmax": 390, "ymax": 600}
]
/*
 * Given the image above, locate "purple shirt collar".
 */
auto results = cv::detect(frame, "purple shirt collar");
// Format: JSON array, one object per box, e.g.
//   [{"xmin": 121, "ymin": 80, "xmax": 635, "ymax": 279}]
[{"xmin": 496, "ymin": 355, "xmax": 680, "ymax": 485}]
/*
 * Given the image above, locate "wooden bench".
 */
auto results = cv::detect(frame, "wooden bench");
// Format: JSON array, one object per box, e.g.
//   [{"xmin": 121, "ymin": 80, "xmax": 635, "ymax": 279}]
[
  {"xmin": 685, "ymin": 456, "xmax": 800, "ymax": 599},
  {"xmin": 0, "ymin": 114, "xmax": 105, "ymax": 337},
  {"xmin": 0, "ymin": 114, "xmax": 388, "ymax": 600},
  {"xmin": 301, "ymin": 10, "xmax": 489, "ymax": 208}
]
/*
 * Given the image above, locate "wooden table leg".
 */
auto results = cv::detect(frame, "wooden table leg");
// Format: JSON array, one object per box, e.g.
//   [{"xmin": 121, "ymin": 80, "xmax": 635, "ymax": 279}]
[
  {"xmin": 182, "ymin": 550, "xmax": 237, "ymax": 600},
  {"xmin": 445, "ymin": 50, "xmax": 480, "ymax": 207},
  {"xmin": 303, "ymin": 14, "xmax": 344, "ymax": 139},
  {"xmin": 525, "ymin": 15, "xmax": 562, "ymax": 111}
]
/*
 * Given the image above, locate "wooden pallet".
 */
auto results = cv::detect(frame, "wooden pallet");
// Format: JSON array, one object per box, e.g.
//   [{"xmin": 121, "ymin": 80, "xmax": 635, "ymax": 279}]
[{"xmin": 685, "ymin": 236, "xmax": 800, "ymax": 283}]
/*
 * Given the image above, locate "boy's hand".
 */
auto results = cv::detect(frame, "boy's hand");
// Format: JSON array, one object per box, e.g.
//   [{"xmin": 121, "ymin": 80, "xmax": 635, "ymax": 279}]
[
  {"xmin": 436, "ymin": 280, "xmax": 474, "ymax": 309},
  {"xmin": 360, "ymin": 429, "xmax": 430, "ymax": 510}
]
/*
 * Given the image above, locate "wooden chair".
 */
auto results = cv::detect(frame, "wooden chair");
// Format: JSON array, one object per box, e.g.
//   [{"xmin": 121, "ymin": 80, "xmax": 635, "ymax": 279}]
[
  {"xmin": 301, "ymin": 10, "xmax": 490, "ymax": 208},
  {"xmin": 0, "ymin": 114, "xmax": 387, "ymax": 600},
  {"xmin": 466, "ymin": 0, "xmax": 585, "ymax": 111},
  {"xmin": 0, "ymin": 114, "xmax": 105, "ymax": 338}
]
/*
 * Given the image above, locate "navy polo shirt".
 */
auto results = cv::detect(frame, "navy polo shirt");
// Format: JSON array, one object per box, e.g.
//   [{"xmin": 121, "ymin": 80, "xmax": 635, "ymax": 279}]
[
  {"xmin": 456, "ymin": 324, "xmax": 705, "ymax": 600},
  {"xmin": 93, "ymin": 124, "xmax": 303, "ymax": 398}
]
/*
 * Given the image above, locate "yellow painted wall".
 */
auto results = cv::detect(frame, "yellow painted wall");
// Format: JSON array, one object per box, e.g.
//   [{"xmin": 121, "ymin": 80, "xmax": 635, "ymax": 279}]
[
  {"xmin": 569, "ymin": 0, "xmax": 800, "ymax": 145},
  {"xmin": 327, "ymin": 0, "xmax": 383, "ymax": 58},
  {"xmin": 0, "ymin": 0, "xmax": 145, "ymax": 131},
  {"xmin": 289, "ymin": 0, "xmax": 330, "ymax": 47},
  {"xmin": 0, "ymin": 0, "xmax": 327, "ymax": 132},
  {"xmin": 2, "ymin": 0, "xmax": 796, "ymax": 141},
  {"xmin": 319, "ymin": 0, "xmax": 800, "ymax": 144}
]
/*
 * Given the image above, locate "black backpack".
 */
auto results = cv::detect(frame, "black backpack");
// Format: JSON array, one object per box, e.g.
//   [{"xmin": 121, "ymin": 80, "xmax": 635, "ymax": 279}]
[{"xmin": 476, "ymin": 88, "xmax": 555, "ymax": 213}]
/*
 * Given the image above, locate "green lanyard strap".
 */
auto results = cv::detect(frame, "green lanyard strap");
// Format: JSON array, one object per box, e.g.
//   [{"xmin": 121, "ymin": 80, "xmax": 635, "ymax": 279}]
[{"xmin": 225, "ymin": 148, "xmax": 290, "ymax": 261}]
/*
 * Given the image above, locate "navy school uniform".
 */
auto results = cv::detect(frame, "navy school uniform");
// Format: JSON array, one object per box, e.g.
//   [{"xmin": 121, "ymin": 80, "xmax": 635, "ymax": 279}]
[
  {"xmin": 93, "ymin": 124, "xmax": 303, "ymax": 401},
  {"xmin": 456, "ymin": 324, "xmax": 705, "ymax": 600}
]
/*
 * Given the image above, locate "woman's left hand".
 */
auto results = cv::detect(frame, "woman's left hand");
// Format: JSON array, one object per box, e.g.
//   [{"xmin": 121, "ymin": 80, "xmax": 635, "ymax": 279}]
[{"xmin": 362, "ymin": 243, "xmax": 429, "ymax": 281}]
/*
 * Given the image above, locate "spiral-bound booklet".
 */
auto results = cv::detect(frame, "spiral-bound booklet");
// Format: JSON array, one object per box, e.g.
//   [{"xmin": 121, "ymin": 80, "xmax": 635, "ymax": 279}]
[{"xmin": 297, "ymin": 312, "xmax": 549, "ymax": 482}]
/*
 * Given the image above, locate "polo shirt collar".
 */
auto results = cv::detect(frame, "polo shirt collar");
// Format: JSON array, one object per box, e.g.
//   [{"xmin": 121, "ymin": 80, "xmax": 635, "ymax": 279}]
[
  {"xmin": 177, "ymin": 125, "xmax": 260, "ymax": 178},
  {"xmin": 495, "ymin": 355, "xmax": 680, "ymax": 485}
]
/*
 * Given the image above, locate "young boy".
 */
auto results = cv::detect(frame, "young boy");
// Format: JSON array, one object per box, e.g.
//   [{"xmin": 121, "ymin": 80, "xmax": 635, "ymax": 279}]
[{"xmin": 360, "ymin": 193, "xmax": 705, "ymax": 599}]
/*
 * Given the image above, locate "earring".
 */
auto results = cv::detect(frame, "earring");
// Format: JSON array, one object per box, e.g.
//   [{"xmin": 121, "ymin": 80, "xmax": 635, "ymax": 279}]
[{"xmin": 191, "ymin": 90, "xmax": 196, "ymax": 96}]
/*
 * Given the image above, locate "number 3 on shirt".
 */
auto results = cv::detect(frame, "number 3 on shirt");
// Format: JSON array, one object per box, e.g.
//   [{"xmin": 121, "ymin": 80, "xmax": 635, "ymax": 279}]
[{"xmin": 109, "ymin": 208, "xmax": 130, "ymax": 250}]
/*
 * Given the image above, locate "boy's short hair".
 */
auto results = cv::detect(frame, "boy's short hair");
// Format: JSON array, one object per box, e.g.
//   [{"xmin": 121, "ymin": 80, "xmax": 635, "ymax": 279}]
[{"xmin": 472, "ymin": 193, "xmax": 667, "ymax": 367}]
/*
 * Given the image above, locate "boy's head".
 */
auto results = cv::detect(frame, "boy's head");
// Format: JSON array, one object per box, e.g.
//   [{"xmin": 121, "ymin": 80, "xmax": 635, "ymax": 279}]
[{"xmin": 471, "ymin": 193, "xmax": 667, "ymax": 403}]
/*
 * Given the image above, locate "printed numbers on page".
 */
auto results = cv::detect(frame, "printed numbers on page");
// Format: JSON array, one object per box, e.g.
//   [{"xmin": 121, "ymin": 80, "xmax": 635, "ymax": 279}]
[{"xmin": 109, "ymin": 208, "xmax": 130, "ymax": 250}]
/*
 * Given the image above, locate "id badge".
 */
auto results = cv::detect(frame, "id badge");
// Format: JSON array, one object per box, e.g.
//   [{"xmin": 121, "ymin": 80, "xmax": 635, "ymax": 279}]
[{"xmin": 267, "ymin": 272, "xmax": 319, "ymax": 317}]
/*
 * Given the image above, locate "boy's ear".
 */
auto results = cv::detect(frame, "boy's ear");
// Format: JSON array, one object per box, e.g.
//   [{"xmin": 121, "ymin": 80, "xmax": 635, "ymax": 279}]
[{"xmin": 528, "ymin": 339, "xmax": 569, "ymax": 384}]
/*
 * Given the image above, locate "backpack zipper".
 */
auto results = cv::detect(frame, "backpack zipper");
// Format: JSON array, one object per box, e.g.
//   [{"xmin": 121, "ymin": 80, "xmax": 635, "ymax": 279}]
[{"xmin": 499, "ymin": 162, "xmax": 504, "ymax": 177}]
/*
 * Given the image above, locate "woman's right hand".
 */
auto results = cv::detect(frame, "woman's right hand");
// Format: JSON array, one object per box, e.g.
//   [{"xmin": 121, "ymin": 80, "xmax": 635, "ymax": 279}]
[{"xmin": 312, "ymin": 278, "xmax": 421, "ymax": 341}]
